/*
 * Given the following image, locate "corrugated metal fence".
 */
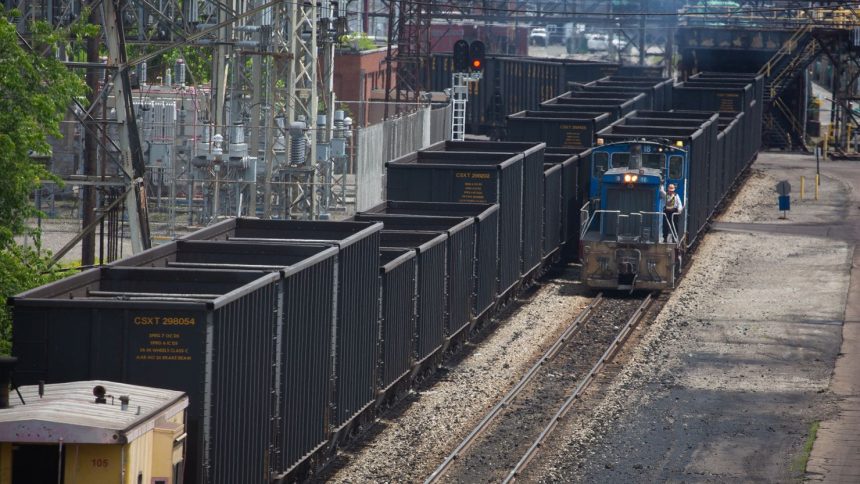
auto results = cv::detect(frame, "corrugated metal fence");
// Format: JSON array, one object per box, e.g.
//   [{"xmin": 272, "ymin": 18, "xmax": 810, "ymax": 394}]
[{"xmin": 355, "ymin": 105, "xmax": 452, "ymax": 211}]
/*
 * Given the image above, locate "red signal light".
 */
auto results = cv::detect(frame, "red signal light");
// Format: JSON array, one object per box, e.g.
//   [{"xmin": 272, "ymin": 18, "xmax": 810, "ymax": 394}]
[{"xmin": 472, "ymin": 60, "xmax": 481, "ymax": 69}]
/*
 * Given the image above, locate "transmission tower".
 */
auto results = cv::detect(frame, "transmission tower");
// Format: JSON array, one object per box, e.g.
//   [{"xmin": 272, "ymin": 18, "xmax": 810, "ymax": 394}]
[
  {"xmin": 384, "ymin": 0, "xmax": 432, "ymax": 117},
  {"xmin": 11, "ymin": 0, "xmax": 345, "ymax": 264}
]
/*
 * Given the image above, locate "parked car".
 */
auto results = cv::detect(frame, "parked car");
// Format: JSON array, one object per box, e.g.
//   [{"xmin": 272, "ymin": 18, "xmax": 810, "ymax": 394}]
[
  {"xmin": 530, "ymin": 27, "xmax": 548, "ymax": 46},
  {"xmin": 586, "ymin": 33, "xmax": 609, "ymax": 51}
]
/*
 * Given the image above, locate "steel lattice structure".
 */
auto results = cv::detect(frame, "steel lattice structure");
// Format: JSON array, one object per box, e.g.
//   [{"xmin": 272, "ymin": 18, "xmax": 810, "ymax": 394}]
[
  {"xmin": 9, "ymin": 0, "xmax": 345, "ymax": 263},
  {"xmin": 383, "ymin": 0, "xmax": 432, "ymax": 116}
]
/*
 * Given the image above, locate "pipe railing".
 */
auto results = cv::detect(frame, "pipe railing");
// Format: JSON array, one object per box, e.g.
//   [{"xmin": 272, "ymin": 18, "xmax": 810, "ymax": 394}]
[{"xmin": 580, "ymin": 206, "xmax": 681, "ymax": 246}]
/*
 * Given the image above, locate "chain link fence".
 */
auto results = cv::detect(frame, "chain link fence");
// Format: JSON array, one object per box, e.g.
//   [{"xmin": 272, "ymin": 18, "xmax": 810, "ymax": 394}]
[{"xmin": 354, "ymin": 104, "xmax": 451, "ymax": 211}]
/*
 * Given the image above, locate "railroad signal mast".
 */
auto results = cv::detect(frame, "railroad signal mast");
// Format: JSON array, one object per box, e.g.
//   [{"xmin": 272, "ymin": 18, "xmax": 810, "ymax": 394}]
[{"xmin": 451, "ymin": 40, "xmax": 486, "ymax": 141}]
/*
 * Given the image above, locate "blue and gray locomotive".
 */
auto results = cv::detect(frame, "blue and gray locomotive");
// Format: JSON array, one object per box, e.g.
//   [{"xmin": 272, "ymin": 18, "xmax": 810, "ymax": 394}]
[{"xmin": 579, "ymin": 140, "xmax": 689, "ymax": 290}]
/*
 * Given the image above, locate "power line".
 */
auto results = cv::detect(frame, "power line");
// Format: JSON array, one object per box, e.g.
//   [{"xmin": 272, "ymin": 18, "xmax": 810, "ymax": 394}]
[{"xmin": 359, "ymin": 0, "xmax": 860, "ymax": 20}]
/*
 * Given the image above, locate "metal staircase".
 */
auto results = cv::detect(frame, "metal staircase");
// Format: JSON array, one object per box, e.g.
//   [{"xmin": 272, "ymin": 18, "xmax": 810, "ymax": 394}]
[
  {"xmin": 763, "ymin": 111, "xmax": 794, "ymax": 151},
  {"xmin": 758, "ymin": 23, "xmax": 821, "ymax": 150}
]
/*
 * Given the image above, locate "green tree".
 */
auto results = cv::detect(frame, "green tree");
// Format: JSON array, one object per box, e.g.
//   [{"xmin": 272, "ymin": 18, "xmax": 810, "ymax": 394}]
[
  {"xmin": 0, "ymin": 15, "xmax": 85, "ymax": 248},
  {"xmin": 162, "ymin": 48, "xmax": 212, "ymax": 84},
  {"xmin": 0, "ymin": 246, "xmax": 68, "ymax": 354},
  {"xmin": 0, "ymin": 13, "xmax": 88, "ymax": 353}
]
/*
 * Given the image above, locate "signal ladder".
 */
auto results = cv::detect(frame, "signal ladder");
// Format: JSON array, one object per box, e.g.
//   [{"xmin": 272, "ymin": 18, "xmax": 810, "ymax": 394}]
[{"xmin": 451, "ymin": 72, "xmax": 480, "ymax": 141}]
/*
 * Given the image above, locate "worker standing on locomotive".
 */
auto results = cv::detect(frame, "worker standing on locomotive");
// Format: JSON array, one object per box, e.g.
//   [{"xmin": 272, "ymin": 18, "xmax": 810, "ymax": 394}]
[{"xmin": 661, "ymin": 183, "xmax": 683, "ymax": 242}]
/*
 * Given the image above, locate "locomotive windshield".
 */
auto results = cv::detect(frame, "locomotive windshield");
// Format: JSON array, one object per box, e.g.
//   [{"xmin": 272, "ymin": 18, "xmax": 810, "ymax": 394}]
[
  {"xmin": 603, "ymin": 145, "xmax": 664, "ymax": 172},
  {"xmin": 611, "ymin": 152, "xmax": 629, "ymax": 168},
  {"xmin": 643, "ymin": 153, "xmax": 664, "ymax": 170}
]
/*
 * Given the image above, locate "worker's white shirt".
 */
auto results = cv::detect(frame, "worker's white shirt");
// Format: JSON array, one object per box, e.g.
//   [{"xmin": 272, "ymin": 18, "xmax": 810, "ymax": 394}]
[
  {"xmin": 665, "ymin": 192, "xmax": 683, "ymax": 211},
  {"xmin": 660, "ymin": 185, "xmax": 684, "ymax": 211}
]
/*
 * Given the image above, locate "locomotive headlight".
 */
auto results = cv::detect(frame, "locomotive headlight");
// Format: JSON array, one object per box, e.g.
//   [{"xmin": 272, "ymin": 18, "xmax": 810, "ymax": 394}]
[
  {"xmin": 624, "ymin": 174, "xmax": 632, "ymax": 182},
  {"xmin": 631, "ymin": 175, "xmax": 638, "ymax": 182},
  {"xmin": 675, "ymin": 140, "xmax": 684, "ymax": 147}
]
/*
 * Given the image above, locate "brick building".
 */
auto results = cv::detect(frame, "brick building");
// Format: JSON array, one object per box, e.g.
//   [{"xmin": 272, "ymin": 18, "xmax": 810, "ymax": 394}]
[{"xmin": 333, "ymin": 46, "xmax": 392, "ymax": 126}]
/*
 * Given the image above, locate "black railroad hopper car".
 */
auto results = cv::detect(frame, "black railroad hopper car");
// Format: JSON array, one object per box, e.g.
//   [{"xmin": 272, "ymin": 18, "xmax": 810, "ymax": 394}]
[
  {"xmin": 12, "ymin": 267, "xmax": 280, "ymax": 484},
  {"xmin": 378, "ymin": 248, "xmax": 418, "ymax": 392},
  {"xmin": 362, "ymin": 201, "xmax": 500, "ymax": 321},
  {"xmin": 386, "ymin": 150, "xmax": 523, "ymax": 298},
  {"xmin": 540, "ymin": 95, "xmax": 642, "ymax": 121},
  {"xmin": 506, "ymin": 110, "xmax": 611, "ymax": 151},
  {"xmin": 583, "ymin": 76, "xmax": 674, "ymax": 111},
  {"xmin": 378, "ymin": 230, "xmax": 448, "ymax": 364},
  {"xmin": 568, "ymin": 85, "xmax": 662, "ymax": 111},
  {"xmin": 544, "ymin": 148, "xmax": 591, "ymax": 261},
  {"xmin": 109, "ymin": 240, "xmax": 338, "ymax": 475},
  {"xmin": 421, "ymin": 141, "xmax": 546, "ymax": 276},
  {"xmin": 353, "ymin": 213, "xmax": 475, "ymax": 340},
  {"xmin": 427, "ymin": 54, "xmax": 618, "ymax": 136},
  {"xmin": 181, "ymin": 219, "xmax": 382, "ymax": 433},
  {"xmin": 614, "ymin": 64, "xmax": 665, "ymax": 77}
]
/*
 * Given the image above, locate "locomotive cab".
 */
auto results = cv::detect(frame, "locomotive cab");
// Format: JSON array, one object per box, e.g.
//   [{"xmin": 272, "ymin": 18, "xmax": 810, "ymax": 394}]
[{"xmin": 580, "ymin": 141, "xmax": 689, "ymax": 290}]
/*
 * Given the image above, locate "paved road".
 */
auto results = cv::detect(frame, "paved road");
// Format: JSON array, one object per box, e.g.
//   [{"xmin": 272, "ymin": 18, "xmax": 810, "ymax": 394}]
[{"xmin": 717, "ymin": 154, "xmax": 860, "ymax": 483}]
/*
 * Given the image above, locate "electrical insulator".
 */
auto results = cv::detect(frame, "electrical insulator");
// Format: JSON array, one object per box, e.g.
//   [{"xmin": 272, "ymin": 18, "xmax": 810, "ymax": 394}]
[
  {"xmin": 175, "ymin": 59, "xmax": 186, "ymax": 87},
  {"xmin": 317, "ymin": 114, "xmax": 327, "ymax": 144},
  {"xmin": 334, "ymin": 110, "xmax": 345, "ymax": 138},
  {"xmin": 290, "ymin": 121, "xmax": 307, "ymax": 165},
  {"xmin": 139, "ymin": 61, "xmax": 147, "ymax": 86}
]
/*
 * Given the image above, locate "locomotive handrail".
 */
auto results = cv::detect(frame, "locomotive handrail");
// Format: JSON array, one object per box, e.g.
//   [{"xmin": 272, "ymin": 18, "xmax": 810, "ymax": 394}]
[
  {"xmin": 581, "ymin": 208, "xmax": 680, "ymax": 245},
  {"xmin": 640, "ymin": 210, "xmax": 681, "ymax": 246},
  {"xmin": 670, "ymin": 211, "xmax": 683, "ymax": 246},
  {"xmin": 579, "ymin": 201, "xmax": 592, "ymax": 237},
  {"xmin": 580, "ymin": 208, "xmax": 621, "ymax": 239}
]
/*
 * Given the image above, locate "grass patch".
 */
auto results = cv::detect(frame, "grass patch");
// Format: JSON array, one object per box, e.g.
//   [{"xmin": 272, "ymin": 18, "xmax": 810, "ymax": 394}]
[{"xmin": 791, "ymin": 420, "xmax": 820, "ymax": 477}]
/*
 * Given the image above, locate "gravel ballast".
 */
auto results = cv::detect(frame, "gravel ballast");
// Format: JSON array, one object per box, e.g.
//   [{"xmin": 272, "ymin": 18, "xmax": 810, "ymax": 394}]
[
  {"xmin": 327, "ymin": 271, "xmax": 590, "ymax": 482},
  {"xmin": 524, "ymin": 153, "xmax": 851, "ymax": 482}
]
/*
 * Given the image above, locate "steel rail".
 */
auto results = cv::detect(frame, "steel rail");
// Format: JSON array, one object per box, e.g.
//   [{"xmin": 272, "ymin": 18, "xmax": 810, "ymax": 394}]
[
  {"xmin": 424, "ymin": 293, "xmax": 605, "ymax": 484},
  {"xmin": 501, "ymin": 292, "xmax": 655, "ymax": 483}
]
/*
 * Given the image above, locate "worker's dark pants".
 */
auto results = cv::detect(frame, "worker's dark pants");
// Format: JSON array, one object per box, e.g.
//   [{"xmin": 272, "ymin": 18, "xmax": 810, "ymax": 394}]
[{"xmin": 663, "ymin": 208, "xmax": 678, "ymax": 241}]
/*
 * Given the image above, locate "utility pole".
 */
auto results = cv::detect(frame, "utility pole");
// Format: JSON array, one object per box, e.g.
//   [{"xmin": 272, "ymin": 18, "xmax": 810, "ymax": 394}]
[
  {"xmin": 82, "ymin": 0, "xmax": 100, "ymax": 266},
  {"xmin": 639, "ymin": 0, "xmax": 646, "ymax": 66},
  {"xmin": 283, "ymin": 0, "xmax": 318, "ymax": 218},
  {"xmin": 364, "ymin": 0, "xmax": 371, "ymax": 34},
  {"xmin": 103, "ymin": 0, "xmax": 150, "ymax": 253},
  {"xmin": 384, "ymin": 0, "xmax": 431, "ymax": 118},
  {"xmin": 212, "ymin": 0, "xmax": 234, "ymax": 137},
  {"xmin": 247, "ymin": 0, "xmax": 265, "ymax": 218},
  {"xmin": 318, "ymin": 1, "xmax": 338, "ymax": 218}
]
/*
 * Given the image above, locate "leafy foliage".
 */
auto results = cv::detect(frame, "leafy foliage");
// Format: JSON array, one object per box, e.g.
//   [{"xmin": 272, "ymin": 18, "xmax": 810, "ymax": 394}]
[
  {"xmin": 0, "ymin": 13, "xmax": 88, "ymax": 354},
  {"xmin": 0, "ymin": 246, "xmax": 67, "ymax": 355},
  {"xmin": 338, "ymin": 32, "xmax": 378, "ymax": 51},
  {"xmin": 161, "ymin": 48, "xmax": 212, "ymax": 84},
  {"xmin": 0, "ymin": 14, "xmax": 86, "ymax": 248}
]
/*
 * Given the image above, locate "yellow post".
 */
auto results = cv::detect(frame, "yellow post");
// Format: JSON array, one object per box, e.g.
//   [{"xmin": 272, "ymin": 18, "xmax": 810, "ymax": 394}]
[
  {"xmin": 816, "ymin": 174, "xmax": 820, "ymax": 201},
  {"xmin": 824, "ymin": 132, "xmax": 829, "ymax": 159},
  {"xmin": 800, "ymin": 176, "xmax": 805, "ymax": 200}
]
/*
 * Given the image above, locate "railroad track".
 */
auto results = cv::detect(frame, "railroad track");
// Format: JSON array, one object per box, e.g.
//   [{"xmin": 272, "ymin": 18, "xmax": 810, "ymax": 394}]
[{"xmin": 425, "ymin": 292, "xmax": 655, "ymax": 484}]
